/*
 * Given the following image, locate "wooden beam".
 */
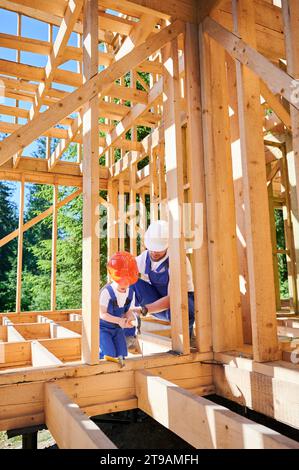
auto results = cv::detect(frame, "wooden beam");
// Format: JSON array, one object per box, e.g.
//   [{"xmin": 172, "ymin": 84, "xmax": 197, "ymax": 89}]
[
  {"xmin": 135, "ymin": 370, "xmax": 299, "ymax": 448},
  {"xmin": 0, "ymin": 341, "xmax": 31, "ymax": 368},
  {"xmin": 38, "ymin": 337, "xmax": 81, "ymax": 361},
  {"xmin": 214, "ymin": 351, "xmax": 299, "ymax": 430},
  {"xmin": 184, "ymin": 23, "xmax": 212, "ymax": 353},
  {"xmin": 7, "ymin": 325, "xmax": 26, "ymax": 342},
  {"xmin": 12, "ymin": 323, "xmax": 50, "ymax": 340},
  {"xmin": 30, "ymin": 0, "xmax": 83, "ymax": 118},
  {"xmin": 115, "ymin": 13, "xmax": 158, "ymax": 61},
  {"xmin": 0, "ymin": 0, "xmax": 114, "ymax": 43},
  {"xmin": 102, "ymin": 79, "xmax": 162, "ymax": 157},
  {"xmin": 0, "ymin": 59, "xmax": 81, "ymax": 88},
  {"xmin": 48, "ymin": 116, "xmax": 82, "ymax": 171},
  {"xmin": 0, "ymin": 188, "xmax": 82, "ymax": 249},
  {"xmin": 212, "ymin": 0, "xmax": 285, "ymax": 62},
  {"xmin": 199, "ymin": 27, "xmax": 243, "ymax": 352},
  {"xmin": 0, "ymin": 349, "xmax": 211, "ymax": 382},
  {"xmin": 107, "ymin": 179, "xmax": 119, "ymax": 259},
  {"xmin": 45, "ymin": 383, "xmax": 116, "ymax": 449},
  {"xmin": 31, "ymin": 341, "xmax": 63, "ymax": 367},
  {"xmin": 203, "ymin": 17, "xmax": 299, "ymax": 110},
  {"xmin": 0, "ymin": 352, "xmax": 213, "ymax": 431},
  {"xmin": 282, "ymin": 0, "xmax": 299, "ymax": 311},
  {"xmin": 37, "ymin": 315, "xmax": 80, "ymax": 338},
  {"xmin": 107, "ymin": 83, "xmax": 148, "ymax": 104},
  {"xmin": 260, "ymin": 81, "xmax": 291, "ymax": 131},
  {"xmin": 0, "ymin": 20, "xmax": 185, "ymax": 166},
  {"xmin": 227, "ymin": 53, "xmax": 252, "ymax": 345},
  {"xmin": 163, "ymin": 38, "xmax": 190, "ymax": 354},
  {"xmin": 0, "ymin": 32, "xmax": 113, "ymax": 66},
  {"xmin": 16, "ymin": 178, "xmax": 24, "ymax": 313},
  {"xmin": 50, "ymin": 185, "xmax": 58, "ymax": 311},
  {"xmin": 82, "ymin": 0, "xmax": 99, "ymax": 365},
  {"xmin": 233, "ymin": 0, "xmax": 279, "ymax": 361},
  {"xmin": 101, "ymin": 0, "xmax": 195, "ymax": 22}
]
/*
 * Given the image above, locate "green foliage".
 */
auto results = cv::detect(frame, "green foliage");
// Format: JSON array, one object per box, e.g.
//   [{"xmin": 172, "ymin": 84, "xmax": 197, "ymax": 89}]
[
  {"xmin": 0, "ymin": 181, "xmax": 18, "ymax": 311},
  {"xmin": 275, "ymin": 209, "xmax": 289, "ymax": 299}
]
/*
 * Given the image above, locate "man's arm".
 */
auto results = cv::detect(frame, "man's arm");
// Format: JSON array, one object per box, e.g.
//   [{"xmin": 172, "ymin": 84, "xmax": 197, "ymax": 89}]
[{"xmin": 128, "ymin": 296, "xmax": 170, "ymax": 316}]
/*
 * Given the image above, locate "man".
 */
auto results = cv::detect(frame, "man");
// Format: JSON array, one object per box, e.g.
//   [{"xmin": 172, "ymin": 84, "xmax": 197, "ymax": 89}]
[{"xmin": 130, "ymin": 220, "xmax": 195, "ymax": 336}]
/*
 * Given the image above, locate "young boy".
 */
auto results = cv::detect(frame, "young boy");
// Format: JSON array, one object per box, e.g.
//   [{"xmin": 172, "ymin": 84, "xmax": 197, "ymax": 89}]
[{"xmin": 99, "ymin": 251, "xmax": 139, "ymax": 360}]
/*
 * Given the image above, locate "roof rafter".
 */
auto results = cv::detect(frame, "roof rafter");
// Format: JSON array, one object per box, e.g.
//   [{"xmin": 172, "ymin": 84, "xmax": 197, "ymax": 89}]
[{"xmin": 30, "ymin": 0, "xmax": 84, "ymax": 119}]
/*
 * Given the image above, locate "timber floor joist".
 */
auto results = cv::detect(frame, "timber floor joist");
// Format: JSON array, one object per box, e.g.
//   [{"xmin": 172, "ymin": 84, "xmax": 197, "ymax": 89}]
[
  {"xmin": 0, "ymin": 347, "xmax": 299, "ymax": 448},
  {"xmin": 0, "ymin": 0, "xmax": 299, "ymax": 450}
]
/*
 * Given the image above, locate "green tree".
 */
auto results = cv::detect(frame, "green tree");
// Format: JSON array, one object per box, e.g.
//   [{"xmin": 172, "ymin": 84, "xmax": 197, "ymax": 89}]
[
  {"xmin": 0, "ymin": 181, "xmax": 18, "ymax": 311},
  {"xmin": 275, "ymin": 208, "xmax": 289, "ymax": 299}
]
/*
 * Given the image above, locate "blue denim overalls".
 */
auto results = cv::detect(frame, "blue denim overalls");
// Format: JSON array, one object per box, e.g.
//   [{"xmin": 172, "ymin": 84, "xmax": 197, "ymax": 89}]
[{"xmin": 99, "ymin": 284, "xmax": 134, "ymax": 359}]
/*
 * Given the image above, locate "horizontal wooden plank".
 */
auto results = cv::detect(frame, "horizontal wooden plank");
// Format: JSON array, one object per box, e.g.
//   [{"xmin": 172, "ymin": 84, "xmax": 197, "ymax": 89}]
[
  {"xmin": 14, "ymin": 323, "xmax": 50, "ymax": 340},
  {"xmin": 213, "ymin": 352, "xmax": 299, "ymax": 429},
  {"xmin": 38, "ymin": 338, "xmax": 81, "ymax": 362},
  {"xmin": 45, "ymin": 384, "xmax": 116, "ymax": 449},
  {"xmin": 203, "ymin": 17, "xmax": 298, "ymax": 109},
  {"xmin": 0, "ymin": 20, "xmax": 185, "ymax": 166},
  {"xmin": 0, "ymin": 341, "xmax": 31, "ymax": 368},
  {"xmin": 136, "ymin": 370, "xmax": 299, "ymax": 448},
  {"xmin": 0, "ymin": 351, "xmax": 212, "ymax": 385},
  {"xmin": 31, "ymin": 341, "xmax": 63, "ymax": 367}
]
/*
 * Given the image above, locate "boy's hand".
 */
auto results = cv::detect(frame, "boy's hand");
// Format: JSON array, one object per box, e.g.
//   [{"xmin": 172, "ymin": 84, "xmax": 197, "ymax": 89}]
[{"xmin": 118, "ymin": 317, "xmax": 128, "ymax": 329}]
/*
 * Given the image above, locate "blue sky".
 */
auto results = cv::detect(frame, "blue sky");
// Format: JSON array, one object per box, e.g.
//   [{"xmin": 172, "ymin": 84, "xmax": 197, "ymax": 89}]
[
  {"xmin": 0, "ymin": 8, "xmax": 79, "ymax": 154},
  {"xmin": 0, "ymin": 7, "xmax": 116, "ymax": 208},
  {"xmin": 0, "ymin": 8, "xmax": 82, "ymax": 208}
]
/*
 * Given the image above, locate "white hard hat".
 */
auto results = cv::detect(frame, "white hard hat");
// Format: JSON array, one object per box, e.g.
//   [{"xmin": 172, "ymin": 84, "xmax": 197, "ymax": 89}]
[{"xmin": 144, "ymin": 220, "xmax": 169, "ymax": 252}]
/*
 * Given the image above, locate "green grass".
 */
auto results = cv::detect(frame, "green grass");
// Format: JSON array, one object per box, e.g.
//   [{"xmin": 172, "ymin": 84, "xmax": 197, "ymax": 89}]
[{"xmin": 0, "ymin": 430, "xmax": 55, "ymax": 449}]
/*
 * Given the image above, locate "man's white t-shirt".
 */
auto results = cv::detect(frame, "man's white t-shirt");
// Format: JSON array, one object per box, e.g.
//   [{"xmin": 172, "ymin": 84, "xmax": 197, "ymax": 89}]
[
  {"xmin": 136, "ymin": 250, "xmax": 194, "ymax": 292},
  {"xmin": 100, "ymin": 281, "xmax": 136, "ymax": 310}
]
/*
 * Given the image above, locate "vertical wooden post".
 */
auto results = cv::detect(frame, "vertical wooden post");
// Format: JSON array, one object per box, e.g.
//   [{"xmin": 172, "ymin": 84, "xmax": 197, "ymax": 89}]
[
  {"xmin": 82, "ymin": 0, "xmax": 99, "ymax": 364},
  {"xmin": 139, "ymin": 188, "xmax": 147, "ymax": 254},
  {"xmin": 119, "ymin": 176, "xmax": 126, "ymax": 251},
  {"xmin": 282, "ymin": 0, "xmax": 299, "ymax": 312},
  {"xmin": 280, "ymin": 144, "xmax": 298, "ymax": 312},
  {"xmin": 267, "ymin": 178, "xmax": 281, "ymax": 311},
  {"xmin": 163, "ymin": 37, "xmax": 190, "ymax": 354},
  {"xmin": 184, "ymin": 23, "xmax": 212, "ymax": 352},
  {"xmin": 51, "ymin": 184, "xmax": 58, "ymax": 311},
  {"xmin": 129, "ymin": 163, "xmax": 137, "ymax": 256},
  {"xmin": 226, "ymin": 53, "xmax": 252, "ymax": 344},
  {"xmin": 233, "ymin": 0, "xmax": 279, "ymax": 361},
  {"xmin": 149, "ymin": 148, "xmax": 159, "ymax": 222},
  {"xmin": 199, "ymin": 27, "xmax": 243, "ymax": 352},
  {"xmin": 107, "ymin": 179, "xmax": 118, "ymax": 260},
  {"xmin": 46, "ymin": 23, "xmax": 53, "ymax": 162},
  {"xmin": 16, "ymin": 177, "xmax": 24, "ymax": 313},
  {"xmin": 15, "ymin": 13, "xmax": 21, "ymax": 126},
  {"xmin": 130, "ymin": 70, "xmax": 137, "ymax": 256},
  {"xmin": 77, "ymin": 32, "xmax": 83, "ymax": 164}
]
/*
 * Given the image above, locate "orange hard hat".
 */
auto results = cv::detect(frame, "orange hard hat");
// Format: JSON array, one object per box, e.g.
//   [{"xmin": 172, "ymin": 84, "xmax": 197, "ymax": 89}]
[{"xmin": 107, "ymin": 251, "xmax": 139, "ymax": 288}]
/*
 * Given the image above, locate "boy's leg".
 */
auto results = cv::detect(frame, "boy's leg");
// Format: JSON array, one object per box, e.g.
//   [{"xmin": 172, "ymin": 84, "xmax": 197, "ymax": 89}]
[
  {"xmin": 114, "ymin": 329, "xmax": 128, "ymax": 358},
  {"xmin": 99, "ymin": 329, "xmax": 117, "ymax": 358}
]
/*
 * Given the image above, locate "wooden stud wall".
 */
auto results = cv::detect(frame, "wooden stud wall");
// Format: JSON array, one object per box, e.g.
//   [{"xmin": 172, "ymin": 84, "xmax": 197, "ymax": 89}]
[{"xmin": 0, "ymin": 0, "xmax": 298, "ymax": 448}]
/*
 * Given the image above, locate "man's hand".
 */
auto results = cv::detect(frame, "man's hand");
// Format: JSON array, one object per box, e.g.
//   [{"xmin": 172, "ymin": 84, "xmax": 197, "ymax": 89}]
[{"xmin": 127, "ymin": 307, "xmax": 142, "ymax": 318}]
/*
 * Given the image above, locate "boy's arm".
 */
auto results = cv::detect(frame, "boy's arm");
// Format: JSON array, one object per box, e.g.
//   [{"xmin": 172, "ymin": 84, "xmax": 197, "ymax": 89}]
[{"xmin": 100, "ymin": 306, "xmax": 128, "ymax": 328}]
